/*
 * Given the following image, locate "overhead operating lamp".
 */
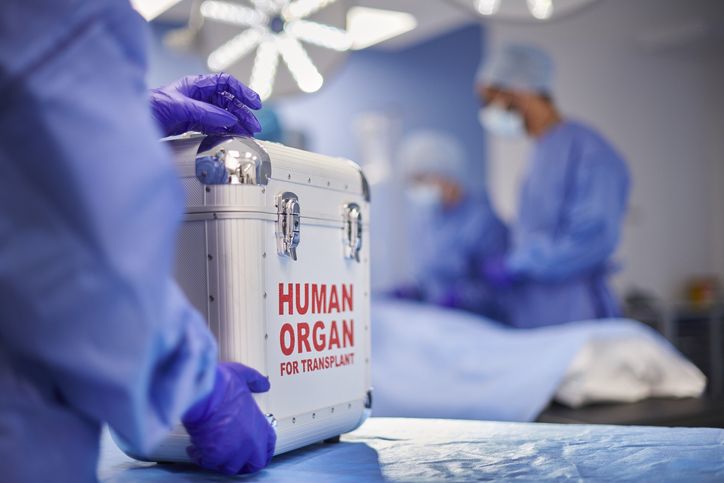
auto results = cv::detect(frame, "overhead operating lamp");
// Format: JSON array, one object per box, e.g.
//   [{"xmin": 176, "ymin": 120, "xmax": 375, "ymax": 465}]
[
  {"xmin": 199, "ymin": 0, "xmax": 351, "ymax": 100},
  {"xmin": 451, "ymin": 0, "xmax": 599, "ymax": 22},
  {"xmin": 131, "ymin": 0, "xmax": 184, "ymax": 20}
]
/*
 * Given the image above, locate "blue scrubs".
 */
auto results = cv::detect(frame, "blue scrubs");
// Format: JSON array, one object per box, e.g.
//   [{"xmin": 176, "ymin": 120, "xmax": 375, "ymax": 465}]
[
  {"xmin": 0, "ymin": 1, "xmax": 217, "ymax": 481},
  {"xmin": 504, "ymin": 121, "xmax": 630, "ymax": 328},
  {"xmin": 409, "ymin": 193, "xmax": 508, "ymax": 316}
]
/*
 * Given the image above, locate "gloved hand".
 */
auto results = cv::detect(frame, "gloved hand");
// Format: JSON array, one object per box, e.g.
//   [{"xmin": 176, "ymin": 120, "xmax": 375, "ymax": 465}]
[
  {"xmin": 182, "ymin": 362, "xmax": 276, "ymax": 475},
  {"xmin": 482, "ymin": 256, "xmax": 518, "ymax": 289},
  {"xmin": 150, "ymin": 73, "xmax": 262, "ymax": 137}
]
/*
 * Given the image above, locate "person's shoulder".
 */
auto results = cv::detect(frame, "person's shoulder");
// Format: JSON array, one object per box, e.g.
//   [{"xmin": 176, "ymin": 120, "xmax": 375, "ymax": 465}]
[
  {"xmin": 564, "ymin": 121, "xmax": 629, "ymax": 183},
  {"xmin": 559, "ymin": 120, "xmax": 604, "ymax": 142},
  {"xmin": 565, "ymin": 120, "xmax": 624, "ymax": 158}
]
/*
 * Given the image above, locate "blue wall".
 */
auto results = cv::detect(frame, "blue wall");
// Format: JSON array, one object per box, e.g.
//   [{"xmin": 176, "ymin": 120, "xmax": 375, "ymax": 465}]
[{"xmin": 275, "ymin": 23, "xmax": 487, "ymax": 183}]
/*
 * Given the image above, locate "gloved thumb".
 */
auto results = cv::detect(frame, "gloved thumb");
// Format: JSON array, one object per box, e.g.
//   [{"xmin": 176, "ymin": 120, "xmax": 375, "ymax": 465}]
[{"xmin": 224, "ymin": 362, "xmax": 271, "ymax": 393}]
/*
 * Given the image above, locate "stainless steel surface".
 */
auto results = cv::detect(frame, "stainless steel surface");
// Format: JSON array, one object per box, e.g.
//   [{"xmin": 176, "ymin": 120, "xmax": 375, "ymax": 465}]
[
  {"xmin": 197, "ymin": 137, "xmax": 272, "ymax": 186},
  {"xmin": 358, "ymin": 166, "xmax": 371, "ymax": 202},
  {"xmin": 266, "ymin": 414, "xmax": 278, "ymax": 430},
  {"xmin": 343, "ymin": 202, "xmax": 363, "ymax": 262},
  {"xmin": 164, "ymin": 134, "xmax": 272, "ymax": 185},
  {"xmin": 275, "ymin": 191, "xmax": 301, "ymax": 261}
]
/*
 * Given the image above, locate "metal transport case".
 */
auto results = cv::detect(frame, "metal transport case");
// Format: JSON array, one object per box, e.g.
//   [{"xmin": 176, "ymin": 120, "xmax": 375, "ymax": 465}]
[{"xmin": 118, "ymin": 134, "xmax": 371, "ymax": 462}]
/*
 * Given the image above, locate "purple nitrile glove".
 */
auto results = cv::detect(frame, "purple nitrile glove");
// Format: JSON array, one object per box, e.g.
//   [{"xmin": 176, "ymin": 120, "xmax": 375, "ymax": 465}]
[
  {"xmin": 182, "ymin": 362, "xmax": 276, "ymax": 475},
  {"xmin": 482, "ymin": 256, "xmax": 517, "ymax": 289},
  {"xmin": 150, "ymin": 73, "xmax": 262, "ymax": 138}
]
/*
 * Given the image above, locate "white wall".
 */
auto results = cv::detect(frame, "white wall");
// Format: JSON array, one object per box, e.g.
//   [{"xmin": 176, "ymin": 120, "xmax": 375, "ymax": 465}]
[{"xmin": 484, "ymin": 0, "xmax": 724, "ymax": 302}]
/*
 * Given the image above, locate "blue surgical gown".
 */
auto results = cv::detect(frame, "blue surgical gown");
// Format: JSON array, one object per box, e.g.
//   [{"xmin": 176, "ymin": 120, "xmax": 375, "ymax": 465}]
[
  {"xmin": 503, "ymin": 121, "xmax": 630, "ymax": 328},
  {"xmin": 409, "ymin": 193, "xmax": 508, "ymax": 316},
  {"xmin": 0, "ymin": 1, "xmax": 217, "ymax": 481}
]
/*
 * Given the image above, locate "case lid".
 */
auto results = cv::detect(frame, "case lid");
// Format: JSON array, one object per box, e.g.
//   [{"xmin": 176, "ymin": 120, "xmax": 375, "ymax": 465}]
[{"xmin": 164, "ymin": 133, "xmax": 369, "ymax": 202}]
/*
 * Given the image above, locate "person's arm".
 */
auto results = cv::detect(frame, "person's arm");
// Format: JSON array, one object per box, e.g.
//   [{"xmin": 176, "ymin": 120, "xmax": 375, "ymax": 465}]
[
  {"xmin": 0, "ymin": 0, "xmax": 212, "ymax": 453},
  {"xmin": 507, "ymin": 151, "xmax": 629, "ymax": 282}
]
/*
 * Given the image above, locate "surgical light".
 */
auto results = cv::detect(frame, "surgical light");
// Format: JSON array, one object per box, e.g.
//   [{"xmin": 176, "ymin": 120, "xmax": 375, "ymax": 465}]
[
  {"xmin": 208, "ymin": 28, "xmax": 262, "ymax": 71},
  {"xmin": 276, "ymin": 34, "xmax": 324, "ymax": 93},
  {"xmin": 527, "ymin": 0, "xmax": 554, "ymax": 20},
  {"xmin": 475, "ymin": 0, "xmax": 501, "ymax": 16},
  {"xmin": 286, "ymin": 20, "xmax": 352, "ymax": 51},
  {"xmin": 249, "ymin": 41, "xmax": 279, "ymax": 100},
  {"xmin": 282, "ymin": 0, "xmax": 337, "ymax": 21},
  {"xmin": 200, "ymin": 1, "xmax": 265, "ymax": 26},
  {"xmin": 130, "ymin": 0, "xmax": 183, "ymax": 20},
  {"xmin": 346, "ymin": 7, "xmax": 418, "ymax": 51},
  {"xmin": 200, "ymin": 0, "xmax": 349, "ymax": 100}
]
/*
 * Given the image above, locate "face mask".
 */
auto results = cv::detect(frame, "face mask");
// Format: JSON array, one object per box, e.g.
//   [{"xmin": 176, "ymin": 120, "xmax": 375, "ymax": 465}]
[
  {"xmin": 406, "ymin": 184, "xmax": 443, "ymax": 210},
  {"xmin": 479, "ymin": 105, "xmax": 525, "ymax": 138}
]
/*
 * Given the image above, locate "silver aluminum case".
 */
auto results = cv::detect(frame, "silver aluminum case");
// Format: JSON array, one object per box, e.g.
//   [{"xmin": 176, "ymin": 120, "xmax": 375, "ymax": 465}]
[{"xmin": 128, "ymin": 134, "xmax": 371, "ymax": 462}]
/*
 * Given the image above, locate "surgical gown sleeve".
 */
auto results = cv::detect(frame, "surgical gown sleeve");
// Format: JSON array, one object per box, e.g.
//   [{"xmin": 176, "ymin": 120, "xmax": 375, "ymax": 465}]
[
  {"xmin": 507, "ymin": 150, "xmax": 629, "ymax": 282},
  {"xmin": 0, "ymin": 0, "xmax": 216, "ymax": 454}
]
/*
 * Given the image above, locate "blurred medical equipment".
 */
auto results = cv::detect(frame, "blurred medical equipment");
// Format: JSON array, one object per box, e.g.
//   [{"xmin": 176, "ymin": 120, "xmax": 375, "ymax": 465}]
[
  {"xmin": 182, "ymin": 363, "xmax": 275, "ymax": 475},
  {"xmin": 684, "ymin": 275, "xmax": 721, "ymax": 309},
  {"xmin": 395, "ymin": 130, "xmax": 508, "ymax": 314},
  {"xmin": 150, "ymin": 73, "xmax": 262, "ymax": 137},
  {"xmin": 101, "ymin": 417, "xmax": 724, "ymax": 481},
  {"xmin": 372, "ymin": 300, "xmax": 705, "ymax": 422},
  {"xmin": 116, "ymin": 133, "xmax": 372, "ymax": 463}
]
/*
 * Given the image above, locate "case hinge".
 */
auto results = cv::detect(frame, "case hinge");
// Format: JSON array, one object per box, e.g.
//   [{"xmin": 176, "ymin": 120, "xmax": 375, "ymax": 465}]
[
  {"xmin": 343, "ymin": 203, "xmax": 363, "ymax": 262},
  {"xmin": 276, "ymin": 192, "xmax": 301, "ymax": 261}
]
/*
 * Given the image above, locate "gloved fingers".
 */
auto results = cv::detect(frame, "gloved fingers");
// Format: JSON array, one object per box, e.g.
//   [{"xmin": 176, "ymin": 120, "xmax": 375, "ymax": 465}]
[
  {"xmin": 226, "ymin": 123, "xmax": 256, "ymax": 137},
  {"xmin": 247, "ymin": 373, "xmax": 271, "ymax": 393},
  {"xmin": 239, "ymin": 431, "xmax": 275, "ymax": 474},
  {"xmin": 198, "ymin": 90, "xmax": 261, "ymax": 136},
  {"xmin": 185, "ymin": 99, "xmax": 239, "ymax": 134},
  {"xmin": 215, "ymin": 72, "xmax": 262, "ymax": 109},
  {"xmin": 188, "ymin": 442, "xmax": 238, "ymax": 474},
  {"xmin": 266, "ymin": 424, "xmax": 277, "ymax": 464},
  {"xmin": 217, "ymin": 440, "xmax": 255, "ymax": 475},
  {"xmin": 187, "ymin": 445, "xmax": 220, "ymax": 473},
  {"xmin": 181, "ymin": 73, "xmax": 262, "ymax": 110},
  {"xmin": 223, "ymin": 362, "xmax": 271, "ymax": 393},
  {"xmin": 223, "ymin": 95, "xmax": 262, "ymax": 134}
]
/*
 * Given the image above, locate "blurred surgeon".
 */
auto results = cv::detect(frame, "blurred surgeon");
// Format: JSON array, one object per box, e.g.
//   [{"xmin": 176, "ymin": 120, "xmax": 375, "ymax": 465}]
[
  {"xmin": 1, "ymin": 0, "xmax": 275, "ymax": 480},
  {"xmin": 476, "ymin": 44, "xmax": 631, "ymax": 328},
  {"xmin": 397, "ymin": 130, "xmax": 508, "ymax": 317}
]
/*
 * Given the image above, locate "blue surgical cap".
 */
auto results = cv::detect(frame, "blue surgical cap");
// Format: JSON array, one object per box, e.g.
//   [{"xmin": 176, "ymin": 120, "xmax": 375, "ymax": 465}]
[
  {"xmin": 476, "ymin": 43, "xmax": 554, "ymax": 94},
  {"xmin": 398, "ymin": 130, "xmax": 467, "ymax": 187}
]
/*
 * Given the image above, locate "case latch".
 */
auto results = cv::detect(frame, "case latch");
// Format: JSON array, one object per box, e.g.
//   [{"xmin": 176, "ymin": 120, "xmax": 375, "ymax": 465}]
[
  {"xmin": 343, "ymin": 203, "xmax": 363, "ymax": 262},
  {"xmin": 276, "ymin": 192, "xmax": 301, "ymax": 261}
]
